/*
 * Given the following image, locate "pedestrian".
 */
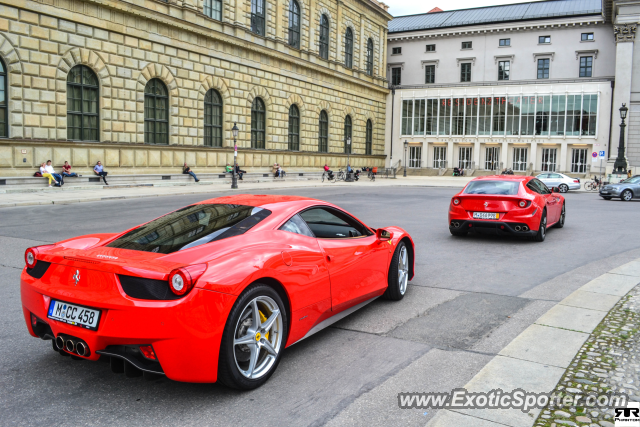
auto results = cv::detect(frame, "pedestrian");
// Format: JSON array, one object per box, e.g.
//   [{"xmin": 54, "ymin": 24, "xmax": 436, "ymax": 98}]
[
  {"xmin": 61, "ymin": 161, "xmax": 80, "ymax": 178},
  {"xmin": 628, "ymin": 169, "xmax": 633, "ymax": 179},
  {"xmin": 225, "ymin": 163, "xmax": 233, "ymax": 173},
  {"xmin": 94, "ymin": 160, "xmax": 109, "ymax": 185},
  {"xmin": 39, "ymin": 162, "xmax": 59, "ymax": 187},
  {"xmin": 45, "ymin": 160, "xmax": 64, "ymax": 186},
  {"xmin": 183, "ymin": 163, "xmax": 200, "ymax": 182},
  {"xmin": 277, "ymin": 164, "xmax": 285, "ymax": 178},
  {"xmin": 235, "ymin": 164, "xmax": 246, "ymax": 180},
  {"xmin": 272, "ymin": 162, "xmax": 280, "ymax": 177}
]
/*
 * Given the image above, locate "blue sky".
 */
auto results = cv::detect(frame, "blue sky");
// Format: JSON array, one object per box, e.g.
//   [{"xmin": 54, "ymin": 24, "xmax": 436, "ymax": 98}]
[{"xmin": 387, "ymin": 0, "xmax": 541, "ymax": 18}]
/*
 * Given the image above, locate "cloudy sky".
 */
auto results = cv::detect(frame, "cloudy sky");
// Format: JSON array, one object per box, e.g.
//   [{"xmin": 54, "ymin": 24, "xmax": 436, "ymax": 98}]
[{"xmin": 387, "ymin": 0, "xmax": 540, "ymax": 18}]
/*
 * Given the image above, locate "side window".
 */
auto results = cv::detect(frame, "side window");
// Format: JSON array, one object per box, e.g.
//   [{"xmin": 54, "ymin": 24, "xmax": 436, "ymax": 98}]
[
  {"xmin": 538, "ymin": 174, "xmax": 549, "ymax": 179},
  {"xmin": 280, "ymin": 214, "xmax": 315, "ymax": 238},
  {"xmin": 527, "ymin": 181, "xmax": 541, "ymax": 194},
  {"xmin": 530, "ymin": 179, "xmax": 550, "ymax": 194},
  {"xmin": 299, "ymin": 208, "xmax": 372, "ymax": 239}
]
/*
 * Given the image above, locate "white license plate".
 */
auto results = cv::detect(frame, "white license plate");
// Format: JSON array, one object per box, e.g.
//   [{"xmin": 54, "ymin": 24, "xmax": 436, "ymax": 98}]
[
  {"xmin": 47, "ymin": 300, "xmax": 101, "ymax": 331},
  {"xmin": 473, "ymin": 212, "xmax": 500, "ymax": 220}
]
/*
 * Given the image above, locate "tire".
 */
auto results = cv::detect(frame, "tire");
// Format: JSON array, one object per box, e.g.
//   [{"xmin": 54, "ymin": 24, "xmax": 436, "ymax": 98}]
[
  {"xmin": 218, "ymin": 284, "xmax": 288, "ymax": 390},
  {"xmin": 558, "ymin": 184, "xmax": 568, "ymax": 193},
  {"xmin": 602, "ymin": 196, "xmax": 612, "ymax": 200},
  {"xmin": 621, "ymin": 189, "xmax": 633, "ymax": 201},
  {"xmin": 532, "ymin": 210, "xmax": 547, "ymax": 242},
  {"xmin": 555, "ymin": 203, "xmax": 565, "ymax": 228},
  {"xmin": 584, "ymin": 182, "xmax": 593, "ymax": 191},
  {"xmin": 382, "ymin": 242, "xmax": 409, "ymax": 301},
  {"xmin": 321, "ymin": 174, "xmax": 325, "ymax": 183}
]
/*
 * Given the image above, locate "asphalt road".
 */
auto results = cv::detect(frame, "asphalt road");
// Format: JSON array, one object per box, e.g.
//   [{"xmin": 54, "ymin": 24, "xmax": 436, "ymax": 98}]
[{"xmin": 1, "ymin": 186, "xmax": 640, "ymax": 427}]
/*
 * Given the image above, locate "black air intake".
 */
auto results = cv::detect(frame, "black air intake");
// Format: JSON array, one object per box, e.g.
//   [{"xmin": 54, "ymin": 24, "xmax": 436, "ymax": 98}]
[
  {"xmin": 118, "ymin": 275, "xmax": 182, "ymax": 300},
  {"xmin": 26, "ymin": 261, "xmax": 51, "ymax": 279}
]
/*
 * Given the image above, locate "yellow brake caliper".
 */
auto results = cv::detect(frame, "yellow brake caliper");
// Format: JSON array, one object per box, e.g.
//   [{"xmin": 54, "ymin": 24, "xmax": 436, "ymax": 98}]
[{"xmin": 259, "ymin": 310, "xmax": 270, "ymax": 341}]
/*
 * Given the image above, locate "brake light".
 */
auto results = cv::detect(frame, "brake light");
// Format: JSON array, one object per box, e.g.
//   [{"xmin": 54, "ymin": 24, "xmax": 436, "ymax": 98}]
[
  {"xmin": 31, "ymin": 313, "xmax": 38, "ymax": 327},
  {"xmin": 168, "ymin": 264, "xmax": 207, "ymax": 296},
  {"xmin": 573, "ymin": 179, "xmax": 580, "ymax": 183},
  {"xmin": 25, "ymin": 248, "xmax": 38, "ymax": 269},
  {"xmin": 453, "ymin": 198, "xmax": 460, "ymax": 205},
  {"xmin": 139, "ymin": 345, "xmax": 157, "ymax": 360},
  {"xmin": 518, "ymin": 200, "xmax": 531, "ymax": 208}
]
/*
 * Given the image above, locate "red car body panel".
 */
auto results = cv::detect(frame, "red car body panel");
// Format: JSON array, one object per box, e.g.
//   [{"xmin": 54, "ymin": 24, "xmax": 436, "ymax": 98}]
[{"xmin": 20, "ymin": 195, "xmax": 415, "ymax": 383}]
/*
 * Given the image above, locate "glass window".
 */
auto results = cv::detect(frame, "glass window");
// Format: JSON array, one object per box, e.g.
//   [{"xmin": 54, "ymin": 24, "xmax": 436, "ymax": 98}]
[
  {"xmin": 438, "ymin": 98, "xmax": 451, "ymax": 136},
  {"xmin": 579, "ymin": 56, "xmax": 593, "ymax": 78},
  {"xmin": 581, "ymin": 33, "xmax": 594, "ymax": 41},
  {"xmin": 401, "ymin": 100, "xmax": 413, "ymax": 135},
  {"xmin": 566, "ymin": 95, "xmax": 581, "ymax": 136},
  {"xmin": 251, "ymin": 0, "xmax": 265, "ymax": 36},
  {"xmin": 498, "ymin": 61, "xmax": 510, "ymax": 81},
  {"xmin": 319, "ymin": 110, "xmax": 328, "ymax": 152},
  {"xmin": 366, "ymin": 39, "xmax": 374, "ymax": 76},
  {"xmin": 478, "ymin": 97, "xmax": 492, "ymax": 136},
  {"xmin": 462, "ymin": 41, "xmax": 472, "ymax": 49},
  {"xmin": 299, "ymin": 207, "xmax": 372, "ymax": 239},
  {"xmin": 485, "ymin": 147, "xmax": 500, "ymax": 171},
  {"xmin": 0, "ymin": 57, "xmax": 7, "ymax": 137},
  {"xmin": 537, "ymin": 58, "xmax": 550, "ymax": 79},
  {"xmin": 550, "ymin": 95, "xmax": 566, "ymax": 136},
  {"xmin": 344, "ymin": 28, "xmax": 353, "ymax": 69},
  {"xmin": 426, "ymin": 99, "xmax": 438, "ymax": 136},
  {"xmin": 520, "ymin": 96, "xmax": 535, "ymax": 136},
  {"xmin": 365, "ymin": 119, "xmax": 373, "ymax": 155},
  {"xmin": 539, "ymin": 36, "xmax": 551, "ymax": 44},
  {"xmin": 288, "ymin": 104, "xmax": 300, "ymax": 151},
  {"xmin": 513, "ymin": 147, "xmax": 528, "ymax": 172},
  {"xmin": 344, "ymin": 115, "xmax": 352, "ymax": 153},
  {"xmin": 571, "ymin": 148, "xmax": 588, "ymax": 173},
  {"xmin": 107, "ymin": 204, "xmax": 271, "ymax": 254},
  {"xmin": 144, "ymin": 78, "xmax": 168, "ymax": 145},
  {"xmin": 204, "ymin": 0, "xmax": 222, "ymax": 21},
  {"xmin": 251, "ymin": 97, "xmax": 266, "ymax": 149},
  {"xmin": 288, "ymin": 0, "xmax": 301, "ymax": 49},
  {"xmin": 464, "ymin": 180, "xmax": 519, "ymax": 195},
  {"xmin": 392, "ymin": 47, "xmax": 402, "ymax": 54},
  {"xmin": 461, "ymin": 63, "xmax": 471, "ymax": 82},
  {"xmin": 391, "ymin": 67, "xmax": 401, "ymax": 86},
  {"xmin": 459, "ymin": 146, "xmax": 472, "ymax": 169},
  {"xmin": 492, "ymin": 97, "xmax": 506, "ymax": 136},
  {"xmin": 426, "ymin": 44, "xmax": 435, "ymax": 52},
  {"xmin": 433, "ymin": 146, "xmax": 446, "ymax": 168},
  {"xmin": 67, "ymin": 65, "xmax": 99, "ymax": 141},
  {"xmin": 319, "ymin": 15, "xmax": 329, "ymax": 59},
  {"xmin": 204, "ymin": 89, "xmax": 222, "ymax": 147},
  {"xmin": 535, "ymin": 95, "xmax": 550, "ymax": 136},
  {"xmin": 413, "ymin": 99, "xmax": 425, "ymax": 136},
  {"xmin": 425, "ymin": 64, "xmax": 435, "ymax": 84},
  {"xmin": 506, "ymin": 96, "xmax": 520, "ymax": 135},
  {"xmin": 581, "ymin": 94, "xmax": 597, "ymax": 136},
  {"xmin": 452, "ymin": 98, "xmax": 464, "ymax": 135},
  {"xmin": 499, "ymin": 38, "xmax": 510, "ymax": 46},
  {"xmin": 280, "ymin": 214, "xmax": 315, "ymax": 237},
  {"xmin": 464, "ymin": 98, "xmax": 478, "ymax": 136}
]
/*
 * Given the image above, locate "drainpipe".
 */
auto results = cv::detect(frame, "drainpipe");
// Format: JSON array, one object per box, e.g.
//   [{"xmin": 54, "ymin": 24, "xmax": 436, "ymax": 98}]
[{"xmin": 389, "ymin": 85, "xmax": 395, "ymax": 165}]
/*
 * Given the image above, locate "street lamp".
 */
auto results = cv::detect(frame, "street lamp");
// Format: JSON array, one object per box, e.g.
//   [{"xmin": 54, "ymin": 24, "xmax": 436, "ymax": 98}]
[
  {"xmin": 346, "ymin": 136, "xmax": 352, "ymax": 180},
  {"xmin": 614, "ymin": 104, "xmax": 629, "ymax": 176},
  {"xmin": 231, "ymin": 123, "xmax": 239, "ymax": 189},
  {"xmin": 403, "ymin": 140, "xmax": 408, "ymax": 177}
]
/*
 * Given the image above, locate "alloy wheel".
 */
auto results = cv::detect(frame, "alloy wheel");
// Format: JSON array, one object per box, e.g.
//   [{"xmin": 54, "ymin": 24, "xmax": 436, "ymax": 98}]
[
  {"xmin": 559, "ymin": 184, "xmax": 568, "ymax": 193},
  {"xmin": 541, "ymin": 215, "xmax": 547, "ymax": 238},
  {"xmin": 398, "ymin": 245, "xmax": 409, "ymax": 295},
  {"xmin": 622, "ymin": 190, "xmax": 633, "ymax": 201}
]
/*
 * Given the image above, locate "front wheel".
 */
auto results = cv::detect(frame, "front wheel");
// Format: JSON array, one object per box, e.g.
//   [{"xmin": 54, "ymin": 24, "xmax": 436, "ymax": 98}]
[
  {"xmin": 218, "ymin": 284, "xmax": 288, "ymax": 390},
  {"xmin": 558, "ymin": 184, "xmax": 568, "ymax": 193},
  {"xmin": 382, "ymin": 242, "xmax": 409, "ymax": 301},
  {"xmin": 532, "ymin": 210, "xmax": 547, "ymax": 242},
  {"xmin": 555, "ymin": 203, "xmax": 565, "ymax": 228},
  {"xmin": 584, "ymin": 182, "xmax": 593, "ymax": 191},
  {"xmin": 621, "ymin": 190, "xmax": 633, "ymax": 201}
]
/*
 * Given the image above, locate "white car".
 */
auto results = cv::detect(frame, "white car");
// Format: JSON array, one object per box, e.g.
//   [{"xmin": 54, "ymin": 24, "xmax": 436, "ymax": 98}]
[{"xmin": 535, "ymin": 172, "xmax": 581, "ymax": 193}]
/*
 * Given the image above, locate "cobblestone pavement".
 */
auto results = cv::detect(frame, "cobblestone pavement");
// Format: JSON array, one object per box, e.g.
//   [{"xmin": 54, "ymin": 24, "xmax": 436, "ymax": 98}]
[{"xmin": 535, "ymin": 284, "xmax": 640, "ymax": 427}]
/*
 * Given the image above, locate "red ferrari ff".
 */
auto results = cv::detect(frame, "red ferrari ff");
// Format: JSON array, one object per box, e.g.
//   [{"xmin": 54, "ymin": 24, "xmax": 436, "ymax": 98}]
[
  {"xmin": 448, "ymin": 175, "xmax": 565, "ymax": 242},
  {"xmin": 21, "ymin": 195, "xmax": 414, "ymax": 389}
]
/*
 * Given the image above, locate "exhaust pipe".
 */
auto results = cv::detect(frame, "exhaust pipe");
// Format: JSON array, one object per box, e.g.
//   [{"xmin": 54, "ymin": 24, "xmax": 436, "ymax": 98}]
[
  {"xmin": 55, "ymin": 336, "xmax": 65, "ymax": 350},
  {"xmin": 522, "ymin": 226, "xmax": 529, "ymax": 232},
  {"xmin": 515, "ymin": 226, "xmax": 522, "ymax": 232},
  {"xmin": 65, "ymin": 339, "xmax": 75, "ymax": 353},
  {"xmin": 76, "ymin": 342, "xmax": 89, "ymax": 357}
]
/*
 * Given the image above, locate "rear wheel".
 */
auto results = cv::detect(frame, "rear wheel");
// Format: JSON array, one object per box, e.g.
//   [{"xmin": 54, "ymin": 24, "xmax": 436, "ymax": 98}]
[
  {"xmin": 558, "ymin": 184, "xmax": 568, "ymax": 193},
  {"xmin": 621, "ymin": 189, "xmax": 633, "ymax": 201},
  {"xmin": 218, "ymin": 284, "xmax": 288, "ymax": 390},
  {"xmin": 584, "ymin": 182, "xmax": 593, "ymax": 191},
  {"xmin": 383, "ymin": 242, "xmax": 408, "ymax": 301},
  {"xmin": 555, "ymin": 203, "xmax": 565, "ymax": 228},
  {"xmin": 532, "ymin": 210, "xmax": 547, "ymax": 242}
]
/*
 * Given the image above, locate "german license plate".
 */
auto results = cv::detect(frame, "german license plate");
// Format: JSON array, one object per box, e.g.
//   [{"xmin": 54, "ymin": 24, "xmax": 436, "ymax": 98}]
[
  {"xmin": 473, "ymin": 212, "xmax": 499, "ymax": 220},
  {"xmin": 47, "ymin": 300, "xmax": 101, "ymax": 331}
]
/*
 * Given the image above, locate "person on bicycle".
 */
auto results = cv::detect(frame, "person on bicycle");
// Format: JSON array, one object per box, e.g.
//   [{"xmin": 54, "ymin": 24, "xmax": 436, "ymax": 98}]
[{"xmin": 324, "ymin": 164, "xmax": 334, "ymax": 180}]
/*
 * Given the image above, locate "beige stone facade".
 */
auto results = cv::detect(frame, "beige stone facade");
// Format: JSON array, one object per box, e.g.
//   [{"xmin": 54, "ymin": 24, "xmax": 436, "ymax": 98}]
[{"xmin": 0, "ymin": 0, "xmax": 391, "ymax": 176}]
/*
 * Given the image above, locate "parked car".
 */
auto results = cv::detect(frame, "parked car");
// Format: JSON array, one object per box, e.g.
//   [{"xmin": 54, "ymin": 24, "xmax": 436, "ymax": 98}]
[
  {"xmin": 535, "ymin": 172, "xmax": 580, "ymax": 193},
  {"xmin": 599, "ymin": 175, "xmax": 640, "ymax": 201}
]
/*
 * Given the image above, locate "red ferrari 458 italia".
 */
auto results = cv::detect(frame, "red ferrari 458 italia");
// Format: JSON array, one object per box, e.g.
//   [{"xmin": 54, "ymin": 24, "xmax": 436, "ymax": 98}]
[
  {"xmin": 448, "ymin": 175, "xmax": 566, "ymax": 242},
  {"xmin": 21, "ymin": 195, "xmax": 414, "ymax": 389}
]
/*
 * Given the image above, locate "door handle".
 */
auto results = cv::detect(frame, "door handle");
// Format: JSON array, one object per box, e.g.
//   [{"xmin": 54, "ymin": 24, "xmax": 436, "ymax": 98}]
[{"xmin": 326, "ymin": 255, "xmax": 332, "ymax": 262}]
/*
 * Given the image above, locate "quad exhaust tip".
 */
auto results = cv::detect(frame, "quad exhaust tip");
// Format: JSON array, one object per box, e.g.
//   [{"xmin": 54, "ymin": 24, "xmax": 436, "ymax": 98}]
[
  {"xmin": 65, "ymin": 339, "xmax": 75, "ymax": 353},
  {"xmin": 55, "ymin": 336, "xmax": 65, "ymax": 350},
  {"xmin": 522, "ymin": 226, "xmax": 529, "ymax": 231},
  {"xmin": 515, "ymin": 226, "xmax": 522, "ymax": 232},
  {"xmin": 76, "ymin": 342, "xmax": 88, "ymax": 357}
]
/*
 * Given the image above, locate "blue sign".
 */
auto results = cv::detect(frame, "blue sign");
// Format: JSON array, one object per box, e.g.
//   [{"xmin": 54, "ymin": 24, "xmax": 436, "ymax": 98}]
[{"xmin": 599, "ymin": 151, "xmax": 606, "ymax": 158}]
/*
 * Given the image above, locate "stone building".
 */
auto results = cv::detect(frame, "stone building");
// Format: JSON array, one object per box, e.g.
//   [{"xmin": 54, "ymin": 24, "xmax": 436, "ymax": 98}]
[
  {"xmin": 384, "ymin": 0, "xmax": 640, "ymax": 177},
  {"xmin": 0, "ymin": 0, "xmax": 391, "ymax": 177}
]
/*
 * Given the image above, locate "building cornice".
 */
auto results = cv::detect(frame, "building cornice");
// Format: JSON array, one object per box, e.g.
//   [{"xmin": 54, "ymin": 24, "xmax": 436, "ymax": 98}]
[{"xmin": 391, "ymin": 77, "xmax": 615, "ymax": 91}]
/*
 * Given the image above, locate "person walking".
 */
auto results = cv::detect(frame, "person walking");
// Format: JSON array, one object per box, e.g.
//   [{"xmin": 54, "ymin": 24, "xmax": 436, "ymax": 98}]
[
  {"xmin": 94, "ymin": 161, "xmax": 109, "ymax": 185},
  {"xmin": 45, "ymin": 160, "xmax": 63, "ymax": 186},
  {"xmin": 183, "ymin": 163, "xmax": 200, "ymax": 182},
  {"xmin": 628, "ymin": 169, "xmax": 633, "ymax": 179},
  {"xmin": 61, "ymin": 161, "xmax": 80, "ymax": 178},
  {"xmin": 40, "ymin": 162, "xmax": 59, "ymax": 187}
]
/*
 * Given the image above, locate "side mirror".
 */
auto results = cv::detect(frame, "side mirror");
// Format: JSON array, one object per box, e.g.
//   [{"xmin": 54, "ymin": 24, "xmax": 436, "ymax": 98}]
[
  {"xmin": 376, "ymin": 228, "xmax": 393, "ymax": 241},
  {"xmin": 551, "ymin": 187, "xmax": 559, "ymax": 193}
]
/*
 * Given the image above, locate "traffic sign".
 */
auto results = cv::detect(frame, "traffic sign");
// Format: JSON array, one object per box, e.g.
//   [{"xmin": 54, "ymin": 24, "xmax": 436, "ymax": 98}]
[
  {"xmin": 599, "ymin": 151, "xmax": 605, "ymax": 158},
  {"xmin": 592, "ymin": 152, "xmax": 598, "ymax": 158}
]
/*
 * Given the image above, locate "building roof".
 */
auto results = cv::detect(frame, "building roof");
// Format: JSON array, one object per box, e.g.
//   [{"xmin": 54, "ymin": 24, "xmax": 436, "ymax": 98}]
[{"xmin": 388, "ymin": 0, "xmax": 603, "ymax": 33}]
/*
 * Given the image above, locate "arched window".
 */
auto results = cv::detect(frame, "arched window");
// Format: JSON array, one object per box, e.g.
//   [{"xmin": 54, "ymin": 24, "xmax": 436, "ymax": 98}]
[
  {"xmin": 0, "ymin": 59, "xmax": 7, "ymax": 138},
  {"xmin": 344, "ymin": 28, "xmax": 353, "ymax": 69},
  {"xmin": 366, "ymin": 38, "xmax": 374, "ymax": 76},
  {"xmin": 288, "ymin": 105, "xmax": 300, "ymax": 151},
  {"xmin": 365, "ymin": 119, "xmax": 373, "ymax": 155},
  {"xmin": 251, "ymin": 97, "xmax": 266, "ymax": 149},
  {"xmin": 344, "ymin": 115, "xmax": 352, "ymax": 153},
  {"xmin": 251, "ymin": 0, "xmax": 265, "ymax": 36},
  {"xmin": 144, "ymin": 78, "xmax": 169, "ymax": 145},
  {"xmin": 319, "ymin": 110, "xmax": 328, "ymax": 152},
  {"xmin": 204, "ymin": 89, "xmax": 223, "ymax": 147},
  {"xmin": 319, "ymin": 15, "xmax": 329, "ymax": 60},
  {"xmin": 67, "ymin": 65, "xmax": 99, "ymax": 141},
  {"xmin": 289, "ymin": 0, "xmax": 301, "ymax": 49},
  {"xmin": 204, "ymin": 0, "xmax": 222, "ymax": 21}
]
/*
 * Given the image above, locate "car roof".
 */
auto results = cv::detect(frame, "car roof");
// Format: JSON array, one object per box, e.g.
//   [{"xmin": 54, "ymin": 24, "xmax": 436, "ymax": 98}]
[
  {"xmin": 194, "ymin": 194, "xmax": 321, "ymax": 208},
  {"xmin": 470, "ymin": 175, "xmax": 531, "ymax": 182}
]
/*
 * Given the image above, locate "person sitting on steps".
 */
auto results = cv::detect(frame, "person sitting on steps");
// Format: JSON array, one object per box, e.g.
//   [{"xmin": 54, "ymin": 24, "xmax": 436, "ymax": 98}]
[
  {"xmin": 183, "ymin": 163, "xmax": 200, "ymax": 182},
  {"xmin": 93, "ymin": 161, "xmax": 109, "ymax": 185}
]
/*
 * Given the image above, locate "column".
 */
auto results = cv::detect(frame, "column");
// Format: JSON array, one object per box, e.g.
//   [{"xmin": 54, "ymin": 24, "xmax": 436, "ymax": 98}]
[
  {"xmin": 380, "ymin": 28, "xmax": 387, "ymax": 79},
  {"xmin": 359, "ymin": 14, "xmax": 365, "ymax": 71},
  {"xmin": 336, "ymin": 0, "xmax": 343, "ymax": 63},
  {"xmin": 530, "ymin": 141, "xmax": 538, "ymax": 174},
  {"xmin": 501, "ymin": 141, "xmax": 509, "ymax": 170},
  {"xmin": 560, "ymin": 142, "xmax": 568, "ymax": 173},
  {"xmin": 276, "ymin": 0, "xmax": 284, "ymax": 43},
  {"xmin": 234, "ymin": 0, "xmax": 246, "ymax": 30},
  {"xmin": 473, "ymin": 141, "xmax": 481, "ymax": 170},
  {"xmin": 447, "ymin": 140, "xmax": 455, "ymax": 169}
]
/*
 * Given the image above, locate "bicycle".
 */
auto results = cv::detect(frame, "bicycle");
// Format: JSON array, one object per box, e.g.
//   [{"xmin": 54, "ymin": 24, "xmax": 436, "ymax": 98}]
[
  {"xmin": 321, "ymin": 171, "xmax": 335, "ymax": 183},
  {"xmin": 367, "ymin": 166, "xmax": 377, "ymax": 181},
  {"xmin": 584, "ymin": 176, "xmax": 601, "ymax": 192},
  {"xmin": 336, "ymin": 169, "xmax": 346, "ymax": 181}
]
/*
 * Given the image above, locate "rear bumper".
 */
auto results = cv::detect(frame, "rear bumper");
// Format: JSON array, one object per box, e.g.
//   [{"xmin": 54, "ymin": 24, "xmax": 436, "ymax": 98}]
[
  {"xmin": 449, "ymin": 219, "xmax": 537, "ymax": 237},
  {"xmin": 20, "ymin": 270, "xmax": 236, "ymax": 383},
  {"xmin": 567, "ymin": 182, "xmax": 581, "ymax": 190}
]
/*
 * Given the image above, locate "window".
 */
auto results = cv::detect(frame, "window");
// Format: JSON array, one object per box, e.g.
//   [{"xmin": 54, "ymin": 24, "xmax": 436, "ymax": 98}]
[
  {"xmin": 462, "ymin": 41, "xmax": 472, "ymax": 49},
  {"xmin": 537, "ymin": 58, "xmax": 549, "ymax": 79},
  {"xmin": 535, "ymin": 95, "xmax": 550, "ymax": 136},
  {"xmin": 251, "ymin": 0, "xmax": 265, "ymax": 36},
  {"xmin": 460, "ymin": 63, "xmax": 471, "ymax": 82},
  {"xmin": 478, "ymin": 97, "xmax": 491, "ymax": 136},
  {"xmin": 541, "ymin": 148, "xmax": 557, "ymax": 171},
  {"xmin": 280, "ymin": 214, "xmax": 315, "ymax": 237},
  {"xmin": 391, "ymin": 67, "xmax": 401, "ymax": 86},
  {"xmin": 319, "ymin": 110, "xmax": 328, "ymax": 152},
  {"xmin": 527, "ymin": 179, "xmax": 551, "ymax": 195},
  {"xmin": 465, "ymin": 180, "xmax": 520, "ymax": 195},
  {"xmin": 425, "ymin": 99, "xmax": 438, "ymax": 135},
  {"xmin": 251, "ymin": 97, "xmax": 266, "ymax": 149},
  {"xmin": 344, "ymin": 115, "xmax": 352, "ymax": 153},
  {"xmin": 426, "ymin": 44, "xmax": 435, "ymax": 52},
  {"xmin": 67, "ymin": 65, "xmax": 99, "ymax": 141},
  {"xmin": 299, "ymin": 208, "xmax": 372, "ymax": 239},
  {"xmin": 319, "ymin": 15, "xmax": 329, "ymax": 59},
  {"xmin": 499, "ymin": 38, "xmax": 510, "ymax": 46},
  {"xmin": 520, "ymin": 96, "xmax": 535, "ymax": 135},
  {"xmin": 409, "ymin": 146, "xmax": 422, "ymax": 168},
  {"xmin": 498, "ymin": 61, "xmax": 510, "ymax": 81},
  {"xmin": 506, "ymin": 96, "xmax": 520, "ymax": 135},
  {"xmin": 550, "ymin": 95, "xmax": 566, "ymax": 136},
  {"xmin": 425, "ymin": 64, "xmax": 435, "ymax": 84},
  {"xmin": 288, "ymin": 105, "xmax": 300, "ymax": 151},
  {"xmin": 465, "ymin": 97, "xmax": 478, "ymax": 136},
  {"xmin": 459, "ymin": 147, "xmax": 472, "ymax": 169},
  {"xmin": 581, "ymin": 94, "xmax": 597, "ymax": 136},
  {"xmin": 571, "ymin": 148, "xmax": 588, "ymax": 173},
  {"xmin": 204, "ymin": 89, "xmax": 222, "ymax": 147},
  {"xmin": 513, "ymin": 147, "xmax": 528, "ymax": 172},
  {"xmin": 144, "ymin": 78, "xmax": 168, "ymax": 145},
  {"xmin": 452, "ymin": 98, "xmax": 464, "ymax": 135},
  {"xmin": 539, "ymin": 35, "xmax": 551, "ymax": 44},
  {"xmin": 485, "ymin": 147, "xmax": 499, "ymax": 170},
  {"xmin": 492, "ymin": 96, "xmax": 506, "ymax": 136},
  {"xmin": 581, "ymin": 32, "xmax": 594, "ymax": 41},
  {"xmin": 392, "ymin": 47, "xmax": 402, "ymax": 54},
  {"xmin": 0, "ymin": 59, "xmax": 6, "ymax": 137},
  {"xmin": 579, "ymin": 56, "xmax": 593, "ymax": 78},
  {"xmin": 204, "ymin": 0, "xmax": 222, "ymax": 21},
  {"xmin": 365, "ymin": 39, "xmax": 374, "ymax": 76},
  {"xmin": 401, "ymin": 100, "xmax": 413, "ymax": 135},
  {"xmin": 288, "ymin": 0, "xmax": 301, "ymax": 49},
  {"xmin": 566, "ymin": 95, "xmax": 581, "ymax": 136},
  {"xmin": 414, "ymin": 99, "xmax": 425, "ymax": 135},
  {"xmin": 344, "ymin": 28, "xmax": 353, "ymax": 68},
  {"xmin": 438, "ymin": 98, "xmax": 451, "ymax": 136},
  {"xmin": 433, "ymin": 146, "xmax": 446, "ymax": 168},
  {"xmin": 365, "ymin": 119, "xmax": 373, "ymax": 155}
]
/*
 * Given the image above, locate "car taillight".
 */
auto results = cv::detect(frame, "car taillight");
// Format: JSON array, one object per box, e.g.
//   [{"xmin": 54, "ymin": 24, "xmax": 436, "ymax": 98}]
[
  {"xmin": 168, "ymin": 264, "xmax": 207, "ymax": 296},
  {"xmin": 518, "ymin": 200, "xmax": 526, "ymax": 208},
  {"xmin": 25, "ymin": 248, "xmax": 38, "ymax": 269},
  {"xmin": 573, "ymin": 179, "xmax": 580, "ymax": 183},
  {"xmin": 139, "ymin": 345, "xmax": 157, "ymax": 360},
  {"xmin": 453, "ymin": 198, "xmax": 460, "ymax": 205}
]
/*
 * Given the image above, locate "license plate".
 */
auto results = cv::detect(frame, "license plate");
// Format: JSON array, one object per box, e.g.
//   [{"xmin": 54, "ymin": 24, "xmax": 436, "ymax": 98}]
[
  {"xmin": 47, "ymin": 300, "xmax": 101, "ymax": 331},
  {"xmin": 600, "ymin": 192, "xmax": 609, "ymax": 194},
  {"xmin": 473, "ymin": 212, "xmax": 500, "ymax": 220}
]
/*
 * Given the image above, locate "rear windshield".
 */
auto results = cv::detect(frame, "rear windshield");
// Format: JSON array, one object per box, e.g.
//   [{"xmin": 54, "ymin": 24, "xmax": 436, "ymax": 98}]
[
  {"xmin": 107, "ymin": 204, "xmax": 271, "ymax": 254},
  {"xmin": 464, "ymin": 181, "xmax": 520, "ymax": 195}
]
